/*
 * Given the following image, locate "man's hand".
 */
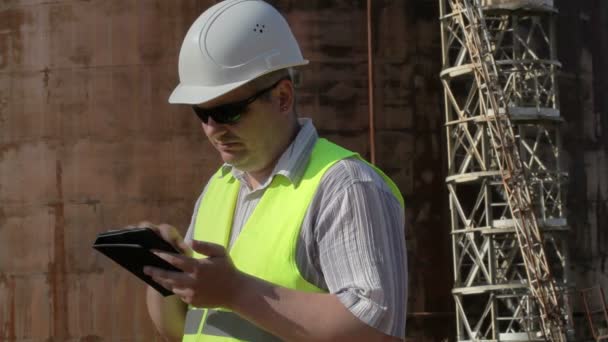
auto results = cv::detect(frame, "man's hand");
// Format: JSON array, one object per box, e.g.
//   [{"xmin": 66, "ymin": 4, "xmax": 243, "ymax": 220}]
[
  {"xmin": 130, "ymin": 221, "xmax": 192, "ymax": 256},
  {"xmin": 143, "ymin": 240, "xmax": 242, "ymax": 309},
  {"xmin": 144, "ymin": 239, "xmax": 403, "ymax": 341}
]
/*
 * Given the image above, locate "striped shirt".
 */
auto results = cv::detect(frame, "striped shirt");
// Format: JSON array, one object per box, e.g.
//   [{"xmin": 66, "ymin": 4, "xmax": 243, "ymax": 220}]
[{"xmin": 185, "ymin": 118, "xmax": 407, "ymax": 338}]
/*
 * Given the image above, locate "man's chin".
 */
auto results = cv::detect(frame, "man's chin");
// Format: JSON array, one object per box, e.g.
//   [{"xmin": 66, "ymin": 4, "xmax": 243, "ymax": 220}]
[{"xmin": 220, "ymin": 152, "xmax": 246, "ymax": 167}]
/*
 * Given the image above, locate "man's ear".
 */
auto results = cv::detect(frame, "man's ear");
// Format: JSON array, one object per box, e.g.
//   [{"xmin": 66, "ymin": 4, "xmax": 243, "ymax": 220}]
[{"xmin": 277, "ymin": 79, "xmax": 294, "ymax": 114}]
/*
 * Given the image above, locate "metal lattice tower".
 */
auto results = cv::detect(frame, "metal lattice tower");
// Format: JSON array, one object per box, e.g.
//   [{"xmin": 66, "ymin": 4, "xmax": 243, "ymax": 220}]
[{"xmin": 440, "ymin": 0, "xmax": 570, "ymax": 340}]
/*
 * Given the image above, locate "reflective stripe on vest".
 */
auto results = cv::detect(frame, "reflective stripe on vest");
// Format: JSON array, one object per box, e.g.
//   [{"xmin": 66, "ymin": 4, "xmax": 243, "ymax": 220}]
[
  {"xmin": 184, "ymin": 308, "xmax": 281, "ymax": 341},
  {"xmin": 182, "ymin": 138, "xmax": 404, "ymax": 341},
  {"xmin": 184, "ymin": 308, "xmax": 205, "ymax": 334}
]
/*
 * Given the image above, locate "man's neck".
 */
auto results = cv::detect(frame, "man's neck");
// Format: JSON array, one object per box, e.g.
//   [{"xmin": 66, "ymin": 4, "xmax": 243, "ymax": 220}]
[
  {"xmin": 245, "ymin": 120, "xmax": 301, "ymax": 190},
  {"xmin": 245, "ymin": 161, "xmax": 278, "ymax": 190}
]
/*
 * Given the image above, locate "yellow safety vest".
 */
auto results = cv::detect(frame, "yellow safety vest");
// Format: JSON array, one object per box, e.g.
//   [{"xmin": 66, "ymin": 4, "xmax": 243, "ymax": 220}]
[{"xmin": 182, "ymin": 138, "xmax": 404, "ymax": 341}]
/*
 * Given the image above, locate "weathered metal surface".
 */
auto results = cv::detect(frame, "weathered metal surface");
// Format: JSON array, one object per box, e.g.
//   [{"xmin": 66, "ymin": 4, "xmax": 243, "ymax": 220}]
[
  {"xmin": 0, "ymin": 0, "xmax": 451, "ymax": 340},
  {"xmin": 0, "ymin": 0, "xmax": 215, "ymax": 340},
  {"xmin": 557, "ymin": 0, "xmax": 608, "ymax": 339}
]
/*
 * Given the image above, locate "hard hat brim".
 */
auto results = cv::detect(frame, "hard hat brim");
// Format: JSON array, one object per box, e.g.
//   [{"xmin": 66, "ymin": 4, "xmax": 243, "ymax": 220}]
[{"xmin": 168, "ymin": 80, "xmax": 250, "ymax": 105}]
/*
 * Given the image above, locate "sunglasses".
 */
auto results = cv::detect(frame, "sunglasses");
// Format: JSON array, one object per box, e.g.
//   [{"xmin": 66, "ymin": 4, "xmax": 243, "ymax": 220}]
[{"xmin": 192, "ymin": 78, "xmax": 288, "ymax": 125}]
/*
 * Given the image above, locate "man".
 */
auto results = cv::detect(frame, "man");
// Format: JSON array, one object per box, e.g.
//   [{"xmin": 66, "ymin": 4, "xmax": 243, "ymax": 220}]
[{"xmin": 143, "ymin": 1, "xmax": 407, "ymax": 341}]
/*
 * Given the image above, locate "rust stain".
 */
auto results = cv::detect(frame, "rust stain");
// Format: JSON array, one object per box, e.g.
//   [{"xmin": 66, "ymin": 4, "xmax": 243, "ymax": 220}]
[
  {"xmin": 42, "ymin": 67, "xmax": 50, "ymax": 88},
  {"xmin": 0, "ymin": 8, "xmax": 25, "ymax": 32},
  {"xmin": 9, "ymin": 276, "xmax": 15, "ymax": 341},
  {"xmin": 69, "ymin": 46, "xmax": 92, "ymax": 66},
  {"xmin": 10, "ymin": 30, "xmax": 22, "ymax": 66},
  {"xmin": 0, "ymin": 275, "xmax": 16, "ymax": 341},
  {"xmin": 0, "ymin": 34, "xmax": 8, "ymax": 70},
  {"xmin": 42, "ymin": 67, "xmax": 50, "ymax": 104},
  {"xmin": 49, "ymin": 5, "xmax": 76, "ymax": 31},
  {"xmin": 47, "ymin": 160, "xmax": 69, "ymax": 339}
]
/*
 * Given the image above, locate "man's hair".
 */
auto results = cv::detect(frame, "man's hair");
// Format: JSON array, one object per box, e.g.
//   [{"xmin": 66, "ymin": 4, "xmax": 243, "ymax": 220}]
[{"xmin": 247, "ymin": 68, "xmax": 298, "ymax": 114}]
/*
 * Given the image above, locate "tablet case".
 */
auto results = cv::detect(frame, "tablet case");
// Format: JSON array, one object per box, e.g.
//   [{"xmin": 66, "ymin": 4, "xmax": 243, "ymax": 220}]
[{"xmin": 93, "ymin": 228, "xmax": 182, "ymax": 297}]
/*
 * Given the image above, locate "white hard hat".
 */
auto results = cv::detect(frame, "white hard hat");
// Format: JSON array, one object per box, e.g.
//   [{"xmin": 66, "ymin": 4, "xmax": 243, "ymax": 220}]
[{"xmin": 168, "ymin": 0, "xmax": 308, "ymax": 105}]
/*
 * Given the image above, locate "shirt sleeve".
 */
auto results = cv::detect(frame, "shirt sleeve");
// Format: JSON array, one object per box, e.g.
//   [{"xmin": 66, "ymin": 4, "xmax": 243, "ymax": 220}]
[{"xmin": 309, "ymin": 159, "xmax": 408, "ymax": 338}]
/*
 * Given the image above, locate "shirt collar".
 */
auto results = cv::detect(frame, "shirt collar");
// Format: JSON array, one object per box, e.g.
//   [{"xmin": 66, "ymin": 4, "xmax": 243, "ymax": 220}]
[{"xmin": 218, "ymin": 118, "xmax": 318, "ymax": 189}]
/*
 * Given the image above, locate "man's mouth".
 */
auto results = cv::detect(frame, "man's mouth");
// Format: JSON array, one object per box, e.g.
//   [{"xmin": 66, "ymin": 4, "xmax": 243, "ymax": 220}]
[{"xmin": 216, "ymin": 141, "xmax": 242, "ymax": 149}]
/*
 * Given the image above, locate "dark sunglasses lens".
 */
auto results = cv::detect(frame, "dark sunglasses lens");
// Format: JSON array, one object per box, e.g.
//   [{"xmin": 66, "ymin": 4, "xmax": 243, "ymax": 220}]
[
  {"xmin": 192, "ymin": 106, "xmax": 244, "ymax": 124},
  {"xmin": 192, "ymin": 106, "xmax": 209, "ymax": 123},
  {"xmin": 214, "ymin": 106, "xmax": 242, "ymax": 124}
]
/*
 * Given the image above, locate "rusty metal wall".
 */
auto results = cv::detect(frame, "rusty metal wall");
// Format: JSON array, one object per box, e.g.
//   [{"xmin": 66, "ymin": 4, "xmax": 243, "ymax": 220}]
[
  {"xmin": 0, "ymin": 0, "xmax": 216, "ymax": 340},
  {"xmin": 0, "ymin": 0, "xmax": 605, "ymax": 341},
  {"xmin": 558, "ymin": 0, "xmax": 608, "ymax": 309}
]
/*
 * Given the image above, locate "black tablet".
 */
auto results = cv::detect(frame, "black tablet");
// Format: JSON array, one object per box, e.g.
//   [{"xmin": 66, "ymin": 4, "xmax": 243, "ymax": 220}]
[
  {"xmin": 93, "ymin": 228, "xmax": 183, "ymax": 296},
  {"xmin": 94, "ymin": 227, "xmax": 180, "ymax": 253}
]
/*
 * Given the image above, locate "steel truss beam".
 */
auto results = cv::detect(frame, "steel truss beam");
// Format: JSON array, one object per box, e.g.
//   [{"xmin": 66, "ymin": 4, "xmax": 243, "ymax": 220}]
[{"xmin": 440, "ymin": 0, "xmax": 570, "ymax": 340}]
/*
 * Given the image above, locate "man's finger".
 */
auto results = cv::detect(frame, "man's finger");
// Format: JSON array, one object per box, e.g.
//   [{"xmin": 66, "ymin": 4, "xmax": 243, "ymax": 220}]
[
  {"xmin": 143, "ymin": 266, "xmax": 175, "ymax": 291},
  {"xmin": 190, "ymin": 240, "xmax": 226, "ymax": 257},
  {"xmin": 153, "ymin": 251, "xmax": 197, "ymax": 273},
  {"xmin": 143, "ymin": 266, "xmax": 194, "ymax": 289},
  {"xmin": 137, "ymin": 221, "xmax": 154, "ymax": 229},
  {"xmin": 158, "ymin": 223, "xmax": 175, "ymax": 231},
  {"xmin": 177, "ymin": 240, "xmax": 193, "ymax": 256},
  {"xmin": 172, "ymin": 287, "xmax": 195, "ymax": 302}
]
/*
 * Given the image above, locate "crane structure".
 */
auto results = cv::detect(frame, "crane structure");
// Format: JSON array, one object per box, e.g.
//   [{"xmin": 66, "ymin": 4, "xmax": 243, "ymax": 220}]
[{"xmin": 439, "ymin": 0, "xmax": 570, "ymax": 340}]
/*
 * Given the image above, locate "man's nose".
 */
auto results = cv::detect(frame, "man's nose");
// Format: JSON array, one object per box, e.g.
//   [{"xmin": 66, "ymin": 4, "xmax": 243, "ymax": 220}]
[{"xmin": 203, "ymin": 116, "xmax": 229, "ymax": 134}]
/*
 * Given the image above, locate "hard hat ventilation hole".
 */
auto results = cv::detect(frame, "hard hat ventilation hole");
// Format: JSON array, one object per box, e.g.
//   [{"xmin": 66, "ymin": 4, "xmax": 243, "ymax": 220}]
[{"xmin": 253, "ymin": 24, "xmax": 266, "ymax": 34}]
